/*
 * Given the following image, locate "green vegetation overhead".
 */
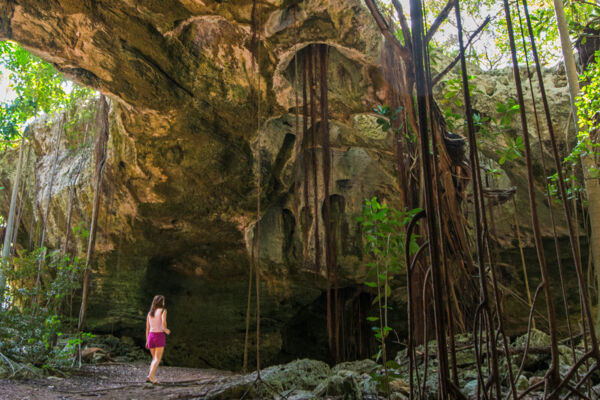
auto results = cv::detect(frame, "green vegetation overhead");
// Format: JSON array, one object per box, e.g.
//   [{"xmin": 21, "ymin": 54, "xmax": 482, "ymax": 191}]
[{"xmin": 0, "ymin": 41, "xmax": 95, "ymax": 144}]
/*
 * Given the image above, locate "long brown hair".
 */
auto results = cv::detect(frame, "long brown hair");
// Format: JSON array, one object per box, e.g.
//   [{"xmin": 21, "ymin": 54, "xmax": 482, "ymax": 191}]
[{"xmin": 149, "ymin": 295, "xmax": 165, "ymax": 317}]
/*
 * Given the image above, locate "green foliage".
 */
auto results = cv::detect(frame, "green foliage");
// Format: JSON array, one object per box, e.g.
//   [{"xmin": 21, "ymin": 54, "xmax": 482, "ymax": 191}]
[
  {"xmin": 496, "ymin": 136, "xmax": 524, "ymax": 165},
  {"xmin": 374, "ymin": 104, "xmax": 400, "ymax": 132},
  {"xmin": 547, "ymin": 50, "xmax": 600, "ymax": 201},
  {"xmin": 0, "ymin": 41, "xmax": 65, "ymax": 121},
  {"xmin": 565, "ymin": 0, "xmax": 600, "ymax": 47},
  {"xmin": 72, "ymin": 221, "xmax": 90, "ymax": 240},
  {"xmin": 472, "ymin": 0, "xmax": 597, "ymax": 68},
  {"xmin": 574, "ymin": 50, "xmax": 600, "ymax": 163},
  {"xmin": 373, "ymin": 104, "xmax": 416, "ymax": 144},
  {"xmin": 0, "ymin": 248, "xmax": 86, "ymax": 371},
  {"xmin": 439, "ymin": 76, "xmax": 485, "ymax": 133},
  {"xmin": 547, "ymin": 171, "xmax": 584, "ymax": 203},
  {"xmin": 358, "ymin": 198, "xmax": 420, "ymax": 345},
  {"xmin": 0, "ymin": 40, "xmax": 95, "ymax": 146},
  {"xmin": 489, "ymin": 98, "xmax": 524, "ymax": 165},
  {"xmin": 0, "ymin": 100, "xmax": 28, "ymax": 140},
  {"xmin": 358, "ymin": 198, "xmax": 420, "ymax": 392},
  {"xmin": 496, "ymin": 98, "xmax": 520, "ymax": 127},
  {"xmin": 62, "ymin": 97, "xmax": 97, "ymax": 149},
  {"xmin": 374, "ymin": 0, "xmax": 598, "ymax": 70},
  {"xmin": 441, "ymin": 76, "xmax": 480, "ymax": 108},
  {"xmin": 484, "ymin": 166, "xmax": 503, "ymax": 178}
]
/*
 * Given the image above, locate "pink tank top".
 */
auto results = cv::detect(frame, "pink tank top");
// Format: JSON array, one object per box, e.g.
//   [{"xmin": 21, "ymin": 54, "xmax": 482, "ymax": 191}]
[{"xmin": 148, "ymin": 309, "xmax": 164, "ymax": 332}]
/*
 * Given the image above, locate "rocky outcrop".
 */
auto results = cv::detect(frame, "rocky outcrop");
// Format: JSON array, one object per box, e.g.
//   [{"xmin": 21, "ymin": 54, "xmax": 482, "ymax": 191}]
[
  {"xmin": 434, "ymin": 59, "xmax": 576, "ymax": 247},
  {"xmin": 0, "ymin": 0, "xmax": 399, "ymax": 370},
  {"xmin": 0, "ymin": 0, "xmax": 580, "ymax": 369}
]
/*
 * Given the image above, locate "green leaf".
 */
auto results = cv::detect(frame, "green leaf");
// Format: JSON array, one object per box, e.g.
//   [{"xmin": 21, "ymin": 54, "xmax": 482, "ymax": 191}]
[
  {"xmin": 372, "ymin": 295, "xmax": 380, "ymax": 305},
  {"xmin": 444, "ymin": 91, "xmax": 456, "ymax": 99}
]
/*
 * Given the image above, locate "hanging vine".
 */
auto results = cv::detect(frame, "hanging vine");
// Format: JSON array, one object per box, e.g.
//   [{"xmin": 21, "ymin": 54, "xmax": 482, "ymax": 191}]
[
  {"xmin": 77, "ymin": 95, "xmax": 110, "ymax": 332},
  {"xmin": 293, "ymin": 43, "xmax": 341, "ymax": 361}
]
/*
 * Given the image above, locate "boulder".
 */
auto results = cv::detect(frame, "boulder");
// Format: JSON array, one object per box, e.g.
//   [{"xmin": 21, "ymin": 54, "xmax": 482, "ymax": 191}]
[
  {"xmin": 332, "ymin": 359, "xmax": 379, "ymax": 375},
  {"xmin": 261, "ymin": 359, "xmax": 331, "ymax": 392},
  {"xmin": 313, "ymin": 369, "xmax": 363, "ymax": 399}
]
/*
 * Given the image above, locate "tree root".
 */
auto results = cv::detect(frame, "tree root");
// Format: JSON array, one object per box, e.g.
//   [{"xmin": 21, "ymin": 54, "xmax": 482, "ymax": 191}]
[{"xmin": 0, "ymin": 351, "xmax": 16, "ymax": 376}]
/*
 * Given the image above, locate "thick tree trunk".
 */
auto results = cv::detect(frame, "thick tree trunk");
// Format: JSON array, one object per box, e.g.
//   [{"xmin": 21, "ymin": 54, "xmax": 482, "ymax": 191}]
[
  {"xmin": 552, "ymin": 0, "xmax": 600, "ymax": 332},
  {"xmin": 0, "ymin": 133, "xmax": 27, "ymax": 303}
]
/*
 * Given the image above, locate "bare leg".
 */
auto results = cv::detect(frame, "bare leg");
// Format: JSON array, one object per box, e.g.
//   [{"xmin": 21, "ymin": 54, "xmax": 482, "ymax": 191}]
[
  {"xmin": 149, "ymin": 346, "xmax": 164, "ymax": 382},
  {"xmin": 147, "ymin": 348, "xmax": 156, "ymax": 381}
]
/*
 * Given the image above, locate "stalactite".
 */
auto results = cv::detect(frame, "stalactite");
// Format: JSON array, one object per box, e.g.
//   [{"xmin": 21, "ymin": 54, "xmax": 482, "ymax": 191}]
[
  {"xmin": 62, "ymin": 130, "xmax": 88, "ymax": 257},
  {"xmin": 38, "ymin": 116, "xmax": 64, "ymax": 250}
]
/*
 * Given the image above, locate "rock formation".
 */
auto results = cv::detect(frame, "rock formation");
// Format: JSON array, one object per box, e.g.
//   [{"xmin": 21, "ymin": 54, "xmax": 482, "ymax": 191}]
[{"xmin": 0, "ymin": 0, "xmax": 580, "ymax": 369}]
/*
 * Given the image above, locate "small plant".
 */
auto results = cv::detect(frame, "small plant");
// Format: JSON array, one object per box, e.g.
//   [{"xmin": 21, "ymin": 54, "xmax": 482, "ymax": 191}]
[
  {"xmin": 0, "ymin": 248, "xmax": 86, "ymax": 374},
  {"xmin": 373, "ymin": 104, "xmax": 416, "ymax": 144},
  {"xmin": 374, "ymin": 104, "xmax": 402, "ymax": 131},
  {"xmin": 547, "ymin": 172, "xmax": 585, "ymax": 203},
  {"xmin": 439, "ymin": 76, "xmax": 489, "ymax": 135},
  {"xmin": 358, "ymin": 197, "xmax": 421, "ymax": 393},
  {"xmin": 441, "ymin": 76, "xmax": 479, "ymax": 109},
  {"xmin": 496, "ymin": 136, "xmax": 524, "ymax": 165},
  {"xmin": 72, "ymin": 221, "xmax": 90, "ymax": 241},
  {"xmin": 495, "ymin": 97, "xmax": 520, "ymax": 128},
  {"xmin": 485, "ymin": 165, "xmax": 503, "ymax": 178}
]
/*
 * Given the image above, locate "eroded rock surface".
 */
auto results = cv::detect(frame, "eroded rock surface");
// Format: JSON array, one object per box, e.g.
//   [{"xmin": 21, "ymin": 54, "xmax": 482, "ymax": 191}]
[
  {"xmin": 0, "ymin": 0, "xmax": 395, "ymax": 369},
  {"xmin": 0, "ymin": 0, "xmax": 579, "ymax": 369}
]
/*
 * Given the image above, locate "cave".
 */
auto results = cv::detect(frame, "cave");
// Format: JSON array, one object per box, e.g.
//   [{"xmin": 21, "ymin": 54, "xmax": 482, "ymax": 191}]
[{"xmin": 1, "ymin": 0, "xmax": 599, "ymax": 398}]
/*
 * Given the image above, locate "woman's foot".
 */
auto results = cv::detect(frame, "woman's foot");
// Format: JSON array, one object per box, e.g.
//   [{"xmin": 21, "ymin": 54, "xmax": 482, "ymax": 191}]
[{"xmin": 146, "ymin": 376, "xmax": 157, "ymax": 384}]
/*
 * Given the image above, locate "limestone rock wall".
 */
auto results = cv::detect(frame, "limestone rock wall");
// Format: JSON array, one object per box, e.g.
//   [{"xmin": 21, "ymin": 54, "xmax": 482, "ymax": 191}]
[
  {"xmin": 0, "ymin": 0, "xmax": 580, "ymax": 369},
  {"xmin": 435, "ymin": 60, "xmax": 576, "ymax": 248},
  {"xmin": 0, "ymin": 0, "xmax": 396, "ymax": 369}
]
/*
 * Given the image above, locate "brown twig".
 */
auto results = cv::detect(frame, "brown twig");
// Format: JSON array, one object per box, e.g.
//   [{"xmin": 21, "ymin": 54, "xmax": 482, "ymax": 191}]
[
  {"xmin": 363, "ymin": 0, "xmax": 410, "ymax": 58},
  {"xmin": 432, "ymin": 16, "xmax": 490, "ymax": 86},
  {"xmin": 425, "ymin": 0, "xmax": 457, "ymax": 44},
  {"xmin": 390, "ymin": 0, "xmax": 413, "ymax": 51}
]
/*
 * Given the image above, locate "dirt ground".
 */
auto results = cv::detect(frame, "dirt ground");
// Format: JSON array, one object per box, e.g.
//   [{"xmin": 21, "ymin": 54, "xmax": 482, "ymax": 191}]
[{"xmin": 0, "ymin": 362, "xmax": 240, "ymax": 400}]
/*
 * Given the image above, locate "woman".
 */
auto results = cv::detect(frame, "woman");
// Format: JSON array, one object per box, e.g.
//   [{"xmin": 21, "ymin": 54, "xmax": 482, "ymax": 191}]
[{"xmin": 145, "ymin": 295, "xmax": 171, "ymax": 383}]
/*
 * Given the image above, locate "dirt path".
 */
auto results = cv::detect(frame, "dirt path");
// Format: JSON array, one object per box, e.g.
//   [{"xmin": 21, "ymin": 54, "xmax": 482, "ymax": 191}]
[{"xmin": 0, "ymin": 362, "xmax": 241, "ymax": 399}]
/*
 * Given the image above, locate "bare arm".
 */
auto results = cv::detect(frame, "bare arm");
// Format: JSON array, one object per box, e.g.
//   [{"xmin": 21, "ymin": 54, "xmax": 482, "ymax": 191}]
[
  {"xmin": 162, "ymin": 309, "xmax": 171, "ymax": 335},
  {"xmin": 145, "ymin": 314, "xmax": 149, "ymax": 343}
]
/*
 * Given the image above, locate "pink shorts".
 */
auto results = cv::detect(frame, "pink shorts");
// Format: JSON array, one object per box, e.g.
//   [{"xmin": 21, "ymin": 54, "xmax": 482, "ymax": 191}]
[{"xmin": 146, "ymin": 332, "xmax": 166, "ymax": 349}]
